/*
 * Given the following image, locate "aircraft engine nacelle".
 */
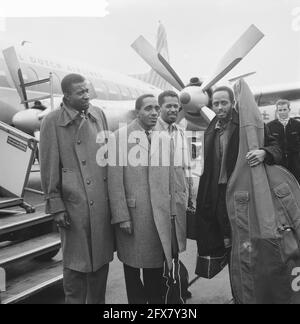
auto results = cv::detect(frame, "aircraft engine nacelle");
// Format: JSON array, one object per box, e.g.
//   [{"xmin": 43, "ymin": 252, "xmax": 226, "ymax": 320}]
[
  {"xmin": 179, "ymin": 86, "xmax": 216, "ymax": 126},
  {"xmin": 179, "ymin": 86, "xmax": 210, "ymax": 114},
  {"xmin": 12, "ymin": 109, "xmax": 44, "ymax": 134},
  {"xmin": 0, "ymin": 100, "xmax": 19, "ymax": 125}
]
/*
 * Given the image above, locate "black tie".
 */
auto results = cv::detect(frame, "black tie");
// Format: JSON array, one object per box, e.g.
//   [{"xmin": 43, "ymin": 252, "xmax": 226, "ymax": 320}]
[{"xmin": 145, "ymin": 130, "xmax": 151, "ymax": 144}]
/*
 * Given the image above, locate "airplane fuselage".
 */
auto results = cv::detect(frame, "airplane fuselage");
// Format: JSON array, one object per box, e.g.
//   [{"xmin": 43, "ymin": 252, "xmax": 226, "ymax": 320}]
[{"xmin": 0, "ymin": 45, "xmax": 161, "ymax": 126}]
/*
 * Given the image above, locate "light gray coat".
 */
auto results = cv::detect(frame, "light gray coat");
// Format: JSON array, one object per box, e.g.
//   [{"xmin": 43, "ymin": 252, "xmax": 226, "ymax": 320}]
[
  {"xmin": 40, "ymin": 103, "xmax": 114, "ymax": 273},
  {"xmin": 108, "ymin": 119, "xmax": 189, "ymax": 269}
]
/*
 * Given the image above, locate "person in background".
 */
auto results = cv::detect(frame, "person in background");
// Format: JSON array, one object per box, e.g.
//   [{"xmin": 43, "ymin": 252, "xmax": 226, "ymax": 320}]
[
  {"xmin": 268, "ymin": 99, "xmax": 300, "ymax": 183},
  {"xmin": 31, "ymin": 100, "xmax": 47, "ymax": 111},
  {"xmin": 156, "ymin": 90, "xmax": 193, "ymax": 300}
]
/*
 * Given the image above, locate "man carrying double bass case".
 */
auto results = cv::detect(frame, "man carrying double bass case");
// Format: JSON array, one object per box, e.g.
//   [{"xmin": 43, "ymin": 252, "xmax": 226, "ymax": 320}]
[{"xmin": 194, "ymin": 85, "xmax": 282, "ymax": 302}]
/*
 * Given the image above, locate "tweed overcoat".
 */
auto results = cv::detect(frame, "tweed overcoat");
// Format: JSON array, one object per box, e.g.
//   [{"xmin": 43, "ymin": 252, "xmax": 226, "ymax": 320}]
[
  {"xmin": 40, "ymin": 103, "xmax": 114, "ymax": 273},
  {"xmin": 108, "ymin": 119, "xmax": 189, "ymax": 269}
]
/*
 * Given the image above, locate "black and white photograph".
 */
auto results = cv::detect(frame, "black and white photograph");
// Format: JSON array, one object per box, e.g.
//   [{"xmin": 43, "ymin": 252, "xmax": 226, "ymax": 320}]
[{"xmin": 0, "ymin": 0, "xmax": 300, "ymax": 308}]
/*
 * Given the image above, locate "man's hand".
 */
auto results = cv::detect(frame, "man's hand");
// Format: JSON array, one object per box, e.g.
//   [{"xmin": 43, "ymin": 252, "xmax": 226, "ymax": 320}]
[
  {"xmin": 246, "ymin": 149, "xmax": 267, "ymax": 168},
  {"xmin": 54, "ymin": 212, "xmax": 71, "ymax": 229},
  {"xmin": 119, "ymin": 221, "xmax": 133, "ymax": 235}
]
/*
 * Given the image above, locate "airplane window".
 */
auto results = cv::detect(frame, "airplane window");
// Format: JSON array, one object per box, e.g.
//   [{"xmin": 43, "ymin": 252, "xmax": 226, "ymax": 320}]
[
  {"xmin": 94, "ymin": 81, "xmax": 109, "ymax": 100},
  {"xmin": 86, "ymin": 79, "xmax": 97, "ymax": 99},
  {"xmin": 128, "ymin": 87, "xmax": 137, "ymax": 100},
  {"xmin": 135, "ymin": 89, "xmax": 144, "ymax": 98},
  {"xmin": 107, "ymin": 82, "xmax": 122, "ymax": 100},
  {"xmin": 132, "ymin": 88, "xmax": 142, "ymax": 99},
  {"xmin": 52, "ymin": 72, "xmax": 61, "ymax": 94},
  {"xmin": 120, "ymin": 86, "xmax": 132, "ymax": 99}
]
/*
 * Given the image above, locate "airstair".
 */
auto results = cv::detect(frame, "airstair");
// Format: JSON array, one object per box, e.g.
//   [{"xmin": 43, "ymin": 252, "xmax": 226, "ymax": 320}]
[
  {"xmin": 0, "ymin": 47, "xmax": 62, "ymax": 304},
  {"xmin": 0, "ymin": 123, "xmax": 62, "ymax": 304}
]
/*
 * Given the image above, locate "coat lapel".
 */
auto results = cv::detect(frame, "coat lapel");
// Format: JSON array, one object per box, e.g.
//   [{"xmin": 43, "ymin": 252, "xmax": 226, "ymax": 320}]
[{"xmin": 128, "ymin": 119, "xmax": 150, "ymax": 154}]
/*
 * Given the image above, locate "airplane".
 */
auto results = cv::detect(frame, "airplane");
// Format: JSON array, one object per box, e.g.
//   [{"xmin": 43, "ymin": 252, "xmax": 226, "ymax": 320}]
[
  {"xmin": 0, "ymin": 23, "xmax": 277, "ymax": 134},
  {"xmin": 0, "ymin": 22, "xmax": 273, "ymax": 178},
  {"xmin": 0, "ymin": 23, "xmax": 175, "ymax": 134},
  {"xmin": 1, "ymin": 22, "xmax": 299, "ymax": 135},
  {"xmin": 1, "ymin": 22, "xmax": 297, "ymax": 178}
]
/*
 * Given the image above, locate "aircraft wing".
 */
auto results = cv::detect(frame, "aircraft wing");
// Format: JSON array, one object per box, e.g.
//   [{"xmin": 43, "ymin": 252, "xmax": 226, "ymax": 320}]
[{"xmin": 253, "ymin": 83, "xmax": 300, "ymax": 106}]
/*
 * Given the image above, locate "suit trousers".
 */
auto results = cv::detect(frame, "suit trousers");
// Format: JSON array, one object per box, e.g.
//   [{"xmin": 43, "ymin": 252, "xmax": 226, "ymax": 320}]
[
  {"xmin": 123, "ymin": 264, "xmax": 164, "ymax": 304},
  {"xmin": 63, "ymin": 263, "xmax": 109, "ymax": 304}
]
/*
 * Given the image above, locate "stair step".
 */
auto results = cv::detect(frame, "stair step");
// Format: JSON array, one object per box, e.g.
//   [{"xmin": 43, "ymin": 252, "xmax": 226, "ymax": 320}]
[
  {"xmin": 0, "ymin": 210, "xmax": 54, "ymax": 235},
  {"xmin": 1, "ymin": 259, "xmax": 63, "ymax": 304},
  {"xmin": 0, "ymin": 197, "xmax": 23, "ymax": 210},
  {"xmin": 0, "ymin": 233, "xmax": 61, "ymax": 267}
]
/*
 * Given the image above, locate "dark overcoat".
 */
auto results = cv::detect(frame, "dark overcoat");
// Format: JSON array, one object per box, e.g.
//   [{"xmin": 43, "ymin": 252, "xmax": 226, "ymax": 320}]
[
  {"xmin": 267, "ymin": 118, "xmax": 300, "ymax": 183},
  {"xmin": 195, "ymin": 109, "xmax": 282, "ymax": 255}
]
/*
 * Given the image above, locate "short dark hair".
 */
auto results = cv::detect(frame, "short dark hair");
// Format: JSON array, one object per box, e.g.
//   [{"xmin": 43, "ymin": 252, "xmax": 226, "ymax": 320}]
[
  {"xmin": 158, "ymin": 90, "xmax": 179, "ymax": 106},
  {"xmin": 61, "ymin": 73, "xmax": 86, "ymax": 95},
  {"xmin": 135, "ymin": 94, "xmax": 155, "ymax": 110},
  {"xmin": 212, "ymin": 86, "xmax": 235, "ymax": 103},
  {"xmin": 276, "ymin": 99, "xmax": 290, "ymax": 109}
]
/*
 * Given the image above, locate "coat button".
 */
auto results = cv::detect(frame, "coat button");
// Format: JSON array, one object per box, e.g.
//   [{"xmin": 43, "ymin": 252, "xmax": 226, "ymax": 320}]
[
  {"xmin": 77, "ymin": 140, "xmax": 81, "ymax": 145},
  {"xmin": 82, "ymin": 160, "xmax": 87, "ymax": 166},
  {"xmin": 103, "ymin": 177, "xmax": 107, "ymax": 182},
  {"xmin": 86, "ymin": 179, "xmax": 91, "ymax": 185},
  {"xmin": 90, "ymin": 200, "xmax": 94, "ymax": 206}
]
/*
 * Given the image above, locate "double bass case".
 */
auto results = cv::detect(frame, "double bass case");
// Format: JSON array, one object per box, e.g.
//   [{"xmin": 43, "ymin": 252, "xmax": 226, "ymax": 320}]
[{"xmin": 226, "ymin": 79, "xmax": 300, "ymax": 304}]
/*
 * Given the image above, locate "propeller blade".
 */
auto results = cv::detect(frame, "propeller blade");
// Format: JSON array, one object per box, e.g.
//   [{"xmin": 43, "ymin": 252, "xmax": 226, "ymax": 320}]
[
  {"xmin": 201, "ymin": 106, "xmax": 216, "ymax": 123},
  {"xmin": 131, "ymin": 36, "xmax": 185, "ymax": 91},
  {"xmin": 228, "ymin": 71, "xmax": 256, "ymax": 83},
  {"xmin": 201, "ymin": 25, "xmax": 264, "ymax": 92}
]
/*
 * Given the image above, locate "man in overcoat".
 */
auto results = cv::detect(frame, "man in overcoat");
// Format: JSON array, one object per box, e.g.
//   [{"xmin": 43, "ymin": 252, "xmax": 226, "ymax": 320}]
[
  {"xmin": 108, "ymin": 93, "xmax": 190, "ymax": 304},
  {"xmin": 40, "ymin": 73, "xmax": 114, "ymax": 304},
  {"xmin": 156, "ymin": 90, "xmax": 192, "ymax": 256},
  {"xmin": 195, "ymin": 86, "xmax": 282, "ymax": 258},
  {"xmin": 267, "ymin": 99, "xmax": 300, "ymax": 183}
]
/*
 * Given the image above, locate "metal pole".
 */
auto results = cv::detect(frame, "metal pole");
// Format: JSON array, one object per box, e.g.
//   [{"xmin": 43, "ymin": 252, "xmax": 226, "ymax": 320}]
[{"xmin": 49, "ymin": 72, "xmax": 54, "ymax": 111}]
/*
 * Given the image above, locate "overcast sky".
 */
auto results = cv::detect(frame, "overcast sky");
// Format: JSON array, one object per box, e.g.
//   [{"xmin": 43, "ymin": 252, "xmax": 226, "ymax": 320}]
[{"xmin": 1, "ymin": 0, "xmax": 300, "ymax": 88}]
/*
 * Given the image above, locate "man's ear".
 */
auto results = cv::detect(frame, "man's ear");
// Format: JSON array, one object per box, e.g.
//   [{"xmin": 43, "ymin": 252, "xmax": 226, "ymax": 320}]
[{"xmin": 64, "ymin": 92, "xmax": 70, "ymax": 102}]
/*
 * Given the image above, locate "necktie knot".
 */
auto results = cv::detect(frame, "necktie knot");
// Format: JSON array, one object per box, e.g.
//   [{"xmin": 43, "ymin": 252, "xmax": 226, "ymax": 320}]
[
  {"xmin": 168, "ymin": 124, "xmax": 175, "ymax": 134},
  {"xmin": 145, "ymin": 130, "xmax": 151, "ymax": 143}
]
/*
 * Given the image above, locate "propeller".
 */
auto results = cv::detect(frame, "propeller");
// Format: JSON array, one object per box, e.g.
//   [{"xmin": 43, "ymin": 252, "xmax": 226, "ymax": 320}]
[
  {"xmin": 228, "ymin": 71, "xmax": 256, "ymax": 83},
  {"xmin": 132, "ymin": 36, "xmax": 185, "ymax": 91},
  {"xmin": 132, "ymin": 24, "xmax": 264, "ymax": 126},
  {"xmin": 201, "ymin": 25, "xmax": 264, "ymax": 91}
]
